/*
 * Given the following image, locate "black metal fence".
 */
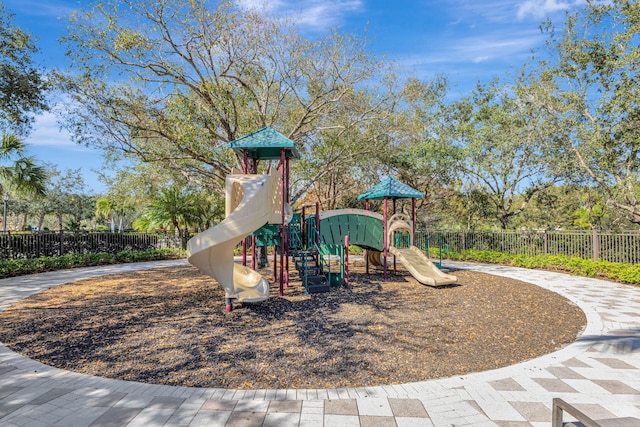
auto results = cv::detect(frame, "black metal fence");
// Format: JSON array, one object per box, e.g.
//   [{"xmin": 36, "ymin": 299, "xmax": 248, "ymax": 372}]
[
  {"xmin": 5, "ymin": 229, "xmax": 640, "ymax": 265},
  {"xmin": 0, "ymin": 231, "xmax": 182, "ymax": 260},
  {"xmin": 416, "ymin": 229, "xmax": 640, "ymax": 265}
]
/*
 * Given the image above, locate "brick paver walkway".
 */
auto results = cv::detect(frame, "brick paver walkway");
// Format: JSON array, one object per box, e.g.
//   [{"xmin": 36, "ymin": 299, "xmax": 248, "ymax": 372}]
[{"xmin": 0, "ymin": 260, "xmax": 639, "ymax": 426}]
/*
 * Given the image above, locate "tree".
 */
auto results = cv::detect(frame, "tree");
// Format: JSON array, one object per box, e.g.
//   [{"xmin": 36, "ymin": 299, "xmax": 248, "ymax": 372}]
[
  {"xmin": 447, "ymin": 68, "xmax": 564, "ymax": 230},
  {"xmin": 542, "ymin": 0, "xmax": 640, "ymax": 223},
  {"xmin": 0, "ymin": 134, "xmax": 47, "ymax": 198},
  {"xmin": 0, "ymin": 3, "xmax": 49, "ymax": 135},
  {"xmin": 137, "ymin": 187, "xmax": 199, "ymax": 248},
  {"xmin": 382, "ymin": 75, "xmax": 458, "ymax": 225},
  {"xmin": 95, "ymin": 197, "xmax": 130, "ymax": 233},
  {"xmin": 59, "ymin": 0, "xmax": 400, "ymax": 199},
  {"xmin": 28, "ymin": 166, "xmax": 87, "ymax": 231}
]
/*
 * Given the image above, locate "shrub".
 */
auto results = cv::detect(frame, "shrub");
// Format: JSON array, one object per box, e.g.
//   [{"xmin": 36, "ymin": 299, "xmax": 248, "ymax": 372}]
[
  {"xmin": 0, "ymin": 248, "xmax": 184, "ymax": 279},
  {"xmin": 440, "ymin": 250, "xmax": 640, "ymax": 285}
]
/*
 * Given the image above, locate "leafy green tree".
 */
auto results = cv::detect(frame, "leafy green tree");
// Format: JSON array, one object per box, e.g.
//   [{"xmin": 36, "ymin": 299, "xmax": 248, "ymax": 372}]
[
  {"xmin": 439, "ymin": 182, "xmax": 495, "ymax": 231},
  {"xmin": 58, "ymin": 0, "xmax": 401, "ymax": 199},
  {"xmin": 95, "ymin": 196, "xmax": 130, "ymax": 233},
  {"xmin": 447, "ymin": 68, "xmax": 564, "ymax": 230},
  {"xmin": 27, "ymin": 166, "xmax": 86, "ymax": 231},
  {"xmin": 542, "ymin": 0, "xmax": 640, "ymax": 223},
  {"xmin": 136, "ymin": 187, "xmax": 199, "ymax": 248},
  {"xmin": 0, "ymin": 134, "xmax": 47, "ymax": 198},
  {"xmin": 382, "ymin": 75, "xmax": 458, "ymax": 225},
  {"xmin": 0, "ymin": 4, "xmax": 49, "ymax": 135}
]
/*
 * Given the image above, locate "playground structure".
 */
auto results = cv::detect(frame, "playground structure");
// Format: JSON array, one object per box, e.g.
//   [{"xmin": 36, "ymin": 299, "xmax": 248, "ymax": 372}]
[
  {"xmin": 187, "ymin": 127, "xmax": 299, "ymax": 312},
  {"xmin": 305, "ymin": 208, "xmax": 457, "ymax": 288},
  {"xmin": 187, "ymin": 127, "xmax": 457, "ymax": 311}
]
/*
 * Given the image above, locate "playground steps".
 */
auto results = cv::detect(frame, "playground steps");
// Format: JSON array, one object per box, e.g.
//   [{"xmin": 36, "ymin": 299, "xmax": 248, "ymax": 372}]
[{"xmin": 293, "ymin": 250, "xmax": 329, "ymax": 294}]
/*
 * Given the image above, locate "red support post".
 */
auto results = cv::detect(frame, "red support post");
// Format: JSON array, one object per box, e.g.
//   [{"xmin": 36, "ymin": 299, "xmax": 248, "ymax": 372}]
[
  {"xmin": 273, "ymin": 247, "xmax": 277, "ymax": 282},
  {"xmin": 279, "ymin": 148, "xmax": 285, "ymax": 297},
  {"xmin": 251, "ymin": 157, "xmax": 258, "ymax": 272},
  {"xmin": 242, "ymin": 149, "xmax": 248, "ymax": 267},
  {"xmin": 393, "ymin": 198, "xmax": 397, "ymax": 274},
  {"xmin": 301, "ymin": 205, "xmax": 306, "ymax": 248},
  {"xmin": 344, "ymin": 235, "xmax": 349, "ymax": 289},
  {"xmin": 284, "ymin": 156, "xmax": 290, "ymax": 288},
  {"xmin": 364, "ymin": 197, "xmax": 370, "ymax": 274},
  {"xmin": 383, "ymin": 197, "xmax": 388, "ymax": 280},
  {"xmin": 412, "ymin": 198, "xmax": 416, "ymax": 245},
  {"xmin": 243, "ymin": 149, "xmax": 248, "ymax": 174}
]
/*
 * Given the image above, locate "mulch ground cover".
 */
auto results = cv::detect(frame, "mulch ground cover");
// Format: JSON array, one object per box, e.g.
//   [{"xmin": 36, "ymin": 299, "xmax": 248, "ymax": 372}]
[{"xmin": 0, "ymin": 262, "xmax": 586, "ymax": 389}]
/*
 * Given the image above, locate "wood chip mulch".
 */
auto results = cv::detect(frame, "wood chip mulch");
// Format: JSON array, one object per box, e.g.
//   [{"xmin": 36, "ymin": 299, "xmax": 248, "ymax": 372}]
[{"xmin": 0, "ymin": 262, "xmax": 586, "ymax": 390}]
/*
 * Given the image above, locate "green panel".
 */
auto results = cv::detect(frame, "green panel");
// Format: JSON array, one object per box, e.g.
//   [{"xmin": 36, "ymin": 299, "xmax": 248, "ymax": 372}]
[
  {"xmin": 321, "ymin": 217, "xmax": 336, "ymax": 245},
  {"xmin": 346, "ymin": 215, "xmax": 358, "ymax": 243},
  {"xmin": 327, "ymin": 273, "xmax": 344, "ymax": 286},
  {"xmin": 317, "ymin": 213, "xmax": 383, "ymax": 251},
  {"xmin": 368, "ymin": 218, "xmax": 384, "ymax": 251},
  {"xmin": 355, "ymin": 216, "xmax": 367, "ymax": 244},
  {"xmin": 336, "ymin": 217, "xmax": 345, "ymax": 243},
  {"xmin": 252, "ymin": 223, "xmax": 280, "ymax": 246}
]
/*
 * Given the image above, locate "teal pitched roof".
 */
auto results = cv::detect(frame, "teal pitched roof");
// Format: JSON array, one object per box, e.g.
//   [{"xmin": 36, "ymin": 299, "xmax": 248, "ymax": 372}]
[
  {"xmin": 226, "ymin": 127, "xmax": 301, "ymax": 160},
  {"xmin": 357, "ymin": 177, "xmax": 424, "ymax": 200}
]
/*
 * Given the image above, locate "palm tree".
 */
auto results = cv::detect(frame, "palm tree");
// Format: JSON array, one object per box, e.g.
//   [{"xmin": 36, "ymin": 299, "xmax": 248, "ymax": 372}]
[
  {"xmin": 140, "ymin": 188, "xmax": 198, "ymax": 248},
  {"xmin": 0, "ymin": 134, "xmax": 47, "ymax": 231},
  {"xmin": 0, "ymin": 133, "xmax": 47, "ymax": 197}
]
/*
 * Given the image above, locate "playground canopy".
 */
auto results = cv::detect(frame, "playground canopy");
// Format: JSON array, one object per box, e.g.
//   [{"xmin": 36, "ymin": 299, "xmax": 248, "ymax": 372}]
[
  {"xmin": 226, "ymin": 126, "xmax": 301, "ymax": 160},
  {"xmin": 357, "ymin": 177, "xmax": 424, "ymax": 200}
]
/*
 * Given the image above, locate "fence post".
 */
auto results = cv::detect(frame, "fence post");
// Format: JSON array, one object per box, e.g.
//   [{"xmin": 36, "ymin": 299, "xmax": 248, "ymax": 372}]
[
  {"xmin": 59, "ymin": 229, "xmax": 64, "ymax": 256},
  {"xmin": 544, "ymin": 230, "xmax": 548, "ymax": 255},
  {"xmin": 592, "ymin": 229, "xmax": 600, "ymax": 261},
  {"xmin": 461, "ymin": 231, "xmax": 466, "ymax": 251}
]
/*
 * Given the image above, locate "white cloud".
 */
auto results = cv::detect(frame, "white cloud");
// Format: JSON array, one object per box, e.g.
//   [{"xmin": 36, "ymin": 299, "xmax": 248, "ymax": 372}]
[
  {"xmin": 516, "ymin": 0, "xmax": 571, "ymax": 20},
  {"xmin": 235, "ymin": 0, "xmax": 364, "ymax": 30},
  {"xmin": 26, "ymin": 111, "xmax": 81, "ymax": 150},
  {"xmin": 6, "ymin": 0, "xmax": 75, "ymax": 19},
  {"xmin": 235, "ymin": 0, "xmax": 286, "ymax": 13},
  {"xmin": 412, "ymin": 30, "xmax": 542, "ymax": 66},
  {"xmin": 447, "ymin": 0, "xmax": 521, "ymax": 24}
]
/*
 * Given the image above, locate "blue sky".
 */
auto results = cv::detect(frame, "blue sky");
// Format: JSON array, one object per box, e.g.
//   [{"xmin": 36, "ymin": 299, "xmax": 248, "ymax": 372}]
[{"xmin": 5, "ymin": 0, "xmax": 583, "ymax": 194}]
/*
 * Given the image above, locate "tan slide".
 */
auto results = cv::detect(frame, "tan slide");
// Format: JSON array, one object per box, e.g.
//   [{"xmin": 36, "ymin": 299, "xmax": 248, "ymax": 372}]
[
  {"xmin": 187, "ymin": 170, "xmax": 283, "ymax": 308},
  {"xmin": 389, "ymin": 245, "xmax": 457, "ymax": 286},
  {"xmin": 386, "ymin": 213, "xmax": 457, "ymax": 286}
]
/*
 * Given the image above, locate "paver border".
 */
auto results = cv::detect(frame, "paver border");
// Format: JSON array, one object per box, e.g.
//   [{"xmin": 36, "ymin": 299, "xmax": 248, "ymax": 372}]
[{"xmin": 1, "ymin": 259, "xmax": 639, "ymax": 426}]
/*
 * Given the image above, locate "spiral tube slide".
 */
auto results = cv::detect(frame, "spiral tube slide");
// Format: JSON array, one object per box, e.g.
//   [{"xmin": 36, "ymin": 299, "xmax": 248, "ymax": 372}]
[{"xmin": 187, "ymin": 171, "xmax": 281, "ymax": 310}]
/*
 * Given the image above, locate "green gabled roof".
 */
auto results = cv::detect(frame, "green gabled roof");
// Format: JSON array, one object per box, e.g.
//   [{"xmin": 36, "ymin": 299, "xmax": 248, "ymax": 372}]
[
  {"xmin": 226, "ymin": 127, "xmax": 301, "ymax": 160},
  {"xmin": 357, "ymin": 177, "xmax": 424, "ymax": 200}
]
